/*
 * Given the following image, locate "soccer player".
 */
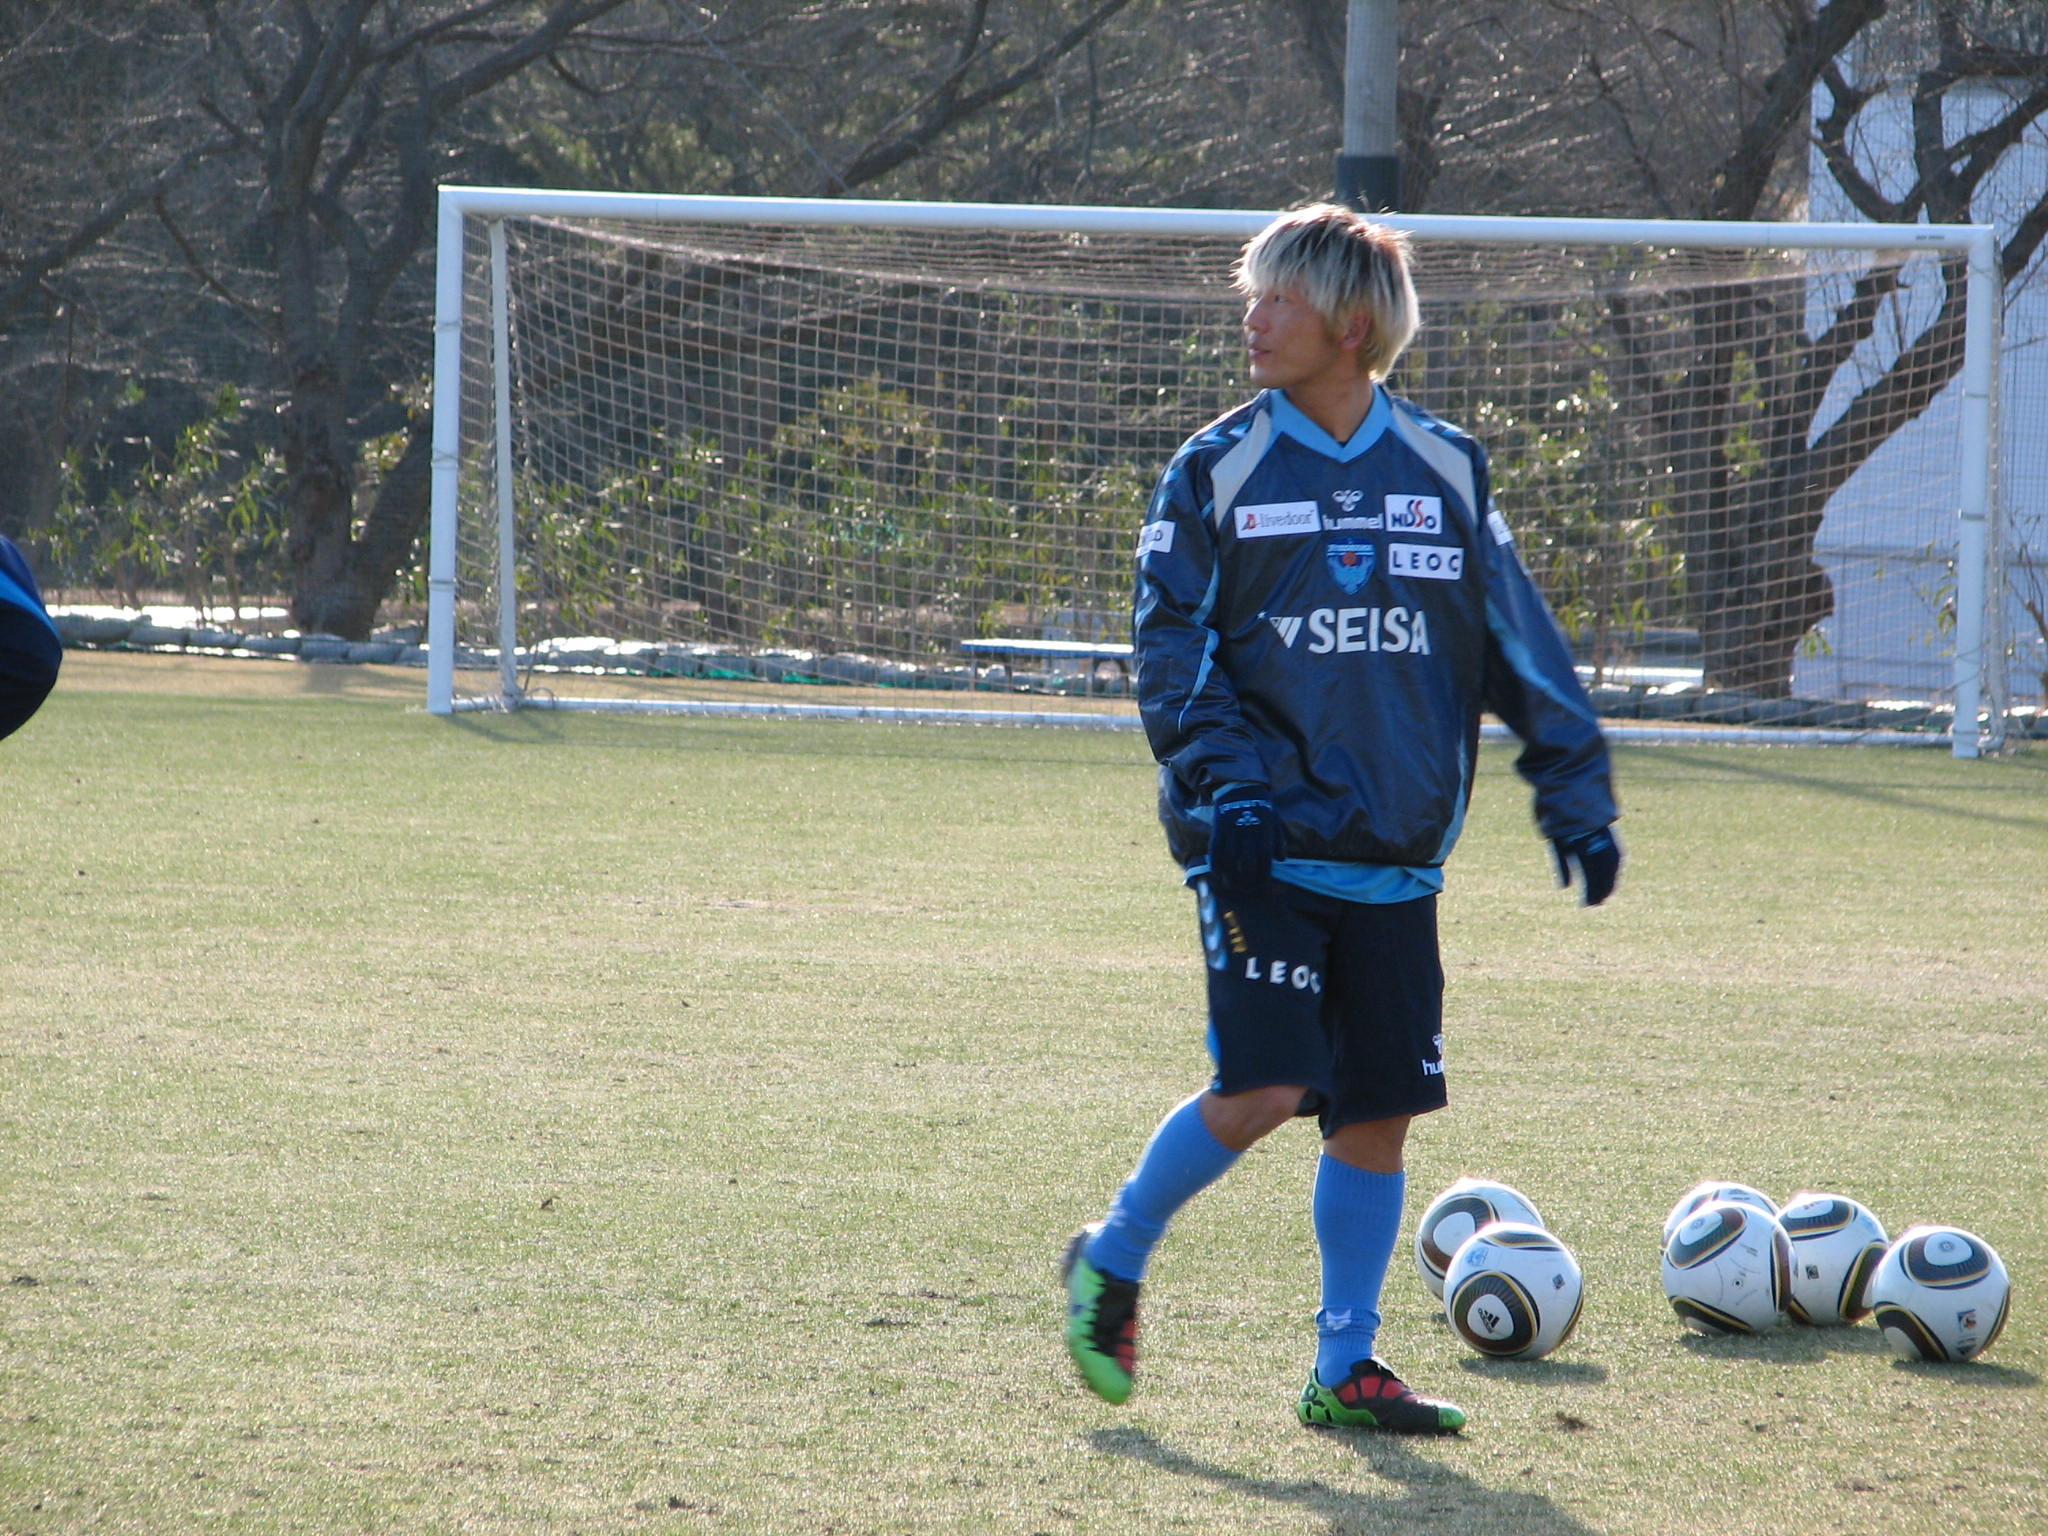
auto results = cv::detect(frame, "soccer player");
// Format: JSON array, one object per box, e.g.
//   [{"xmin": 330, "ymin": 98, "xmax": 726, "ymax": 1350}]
[
  {"xmin": 0, "ymin": 534, "xmax": 60, "ymax": 741},
  {"xmin": 1062, "ymin": 203, "xmax": 1620, "ymax": 1434}
]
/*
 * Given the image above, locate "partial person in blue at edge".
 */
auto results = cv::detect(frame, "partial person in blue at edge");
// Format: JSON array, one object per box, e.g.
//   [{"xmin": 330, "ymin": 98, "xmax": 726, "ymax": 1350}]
[
  {"xmin": 1061, "ymin": 202, "xmax": 1621, "ymax": 1436},
  {"xmin": 0, "ymin": 534, "xmax": 62, "ymax": 741}
]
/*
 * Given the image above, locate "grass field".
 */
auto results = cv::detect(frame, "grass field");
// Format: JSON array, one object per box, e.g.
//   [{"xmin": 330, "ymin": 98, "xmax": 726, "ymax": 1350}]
[{"xmin": 2, "ymin": 652, "xmax": 2043, "ymax": 1535}]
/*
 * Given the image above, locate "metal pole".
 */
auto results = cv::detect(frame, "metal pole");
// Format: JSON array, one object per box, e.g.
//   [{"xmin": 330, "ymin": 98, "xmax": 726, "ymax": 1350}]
[
  {"xmin": 426, "ymin": 191, "xmax": 464, "ymax": 716},
  {"xmin": 1949, "ymin": 227, "xmax": 2003, "ymax": 758},
  {"xmin": 489, "ymin": 220, "xmax": 521, "ymax": 707},
  {"xmin": 1336, "ymin": 0, "xmax": 1399, "ymax": 210}
]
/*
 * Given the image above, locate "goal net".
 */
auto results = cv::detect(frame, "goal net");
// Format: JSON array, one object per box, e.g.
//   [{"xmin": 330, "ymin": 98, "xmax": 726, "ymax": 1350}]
[{"xmin": 428, "ymin": 190, "xmax": 2012, "ymax": 753}]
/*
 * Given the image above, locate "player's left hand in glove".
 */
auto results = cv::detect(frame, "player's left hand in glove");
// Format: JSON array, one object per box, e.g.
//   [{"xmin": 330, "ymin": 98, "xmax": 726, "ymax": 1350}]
[
  {"xmin": 1210, "ymin": 789, "xmax": 1282, "ymax": 894},
  {"xmin": 1552, "ymin": 826, "xmax": 1621, "ymax": 906}
]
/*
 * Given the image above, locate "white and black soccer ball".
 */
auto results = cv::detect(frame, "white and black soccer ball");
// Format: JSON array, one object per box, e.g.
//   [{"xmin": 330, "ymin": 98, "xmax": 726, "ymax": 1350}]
[
  {"xmin": 1779, "ymin": 1191, "xmax": 1888, "ymax": 1326},
  {"xmin": 1414, "ymin": 1177, "xmax": 1546, "ymax": 1300},
  {"xmin": 1864, "ymin": 1225, "xmax": 2011, "ymax": 1363},
  {"xmin": 1660, "ymin": 1179, "xmax": 1780, "ymax": 1250},
  {"xmin": 1661, "ymin": 1199, "xmax": 1792, "ymax": 1336},
  {"xmin": 1443, "ymin": 1220, "xmax": 1584, "ymax": 1360}
]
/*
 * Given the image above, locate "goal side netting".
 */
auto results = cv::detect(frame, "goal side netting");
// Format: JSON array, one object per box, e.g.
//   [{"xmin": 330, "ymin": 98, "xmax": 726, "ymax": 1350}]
[{"xmin": 427, "ymin": 189, "xmax": 2012, "ymax": 753}]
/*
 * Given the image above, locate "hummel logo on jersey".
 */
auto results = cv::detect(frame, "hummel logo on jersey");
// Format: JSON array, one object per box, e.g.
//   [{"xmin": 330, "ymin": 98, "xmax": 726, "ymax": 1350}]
[
  {"xmin": 1235, "ymin": 501, "xmax": 1319, "ymax": 539},
  {"xmin": 1385, "ymin": 495, "xmax": 1443, "ymax": 534},
  {"xmin": 1325, "ymin": 488, "xmax": 1381, "ymax": 531}
]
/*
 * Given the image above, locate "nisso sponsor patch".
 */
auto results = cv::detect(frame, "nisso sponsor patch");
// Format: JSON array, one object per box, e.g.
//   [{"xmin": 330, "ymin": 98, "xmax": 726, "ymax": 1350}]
[
  {"xmin": 1388, "ymin": 542, "xmax": 1464, "ymax": 581},
  {"xmin": 1136, "ymin": 521, "xmax": 1175, "ymax": 559},
  {"xmin": 1384, "ymin": 495, "xmax": 1443, "ymax": 535},
  {"xmin": 1235, "ymin": 500, "xmax": 1320, "ymax": 539}
]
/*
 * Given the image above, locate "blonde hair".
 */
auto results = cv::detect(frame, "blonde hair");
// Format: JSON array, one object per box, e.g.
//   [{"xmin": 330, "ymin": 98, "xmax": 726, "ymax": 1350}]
[{"xmin": 1233, "ymin": 203, "xmax": 1419, "ymax": 381}]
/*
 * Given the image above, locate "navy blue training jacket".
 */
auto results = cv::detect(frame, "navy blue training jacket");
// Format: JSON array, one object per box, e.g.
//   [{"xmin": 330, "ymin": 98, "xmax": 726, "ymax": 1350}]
[{"xmin": 1133, "ymin": 386, "xmax": 1616, "ymax": 873}]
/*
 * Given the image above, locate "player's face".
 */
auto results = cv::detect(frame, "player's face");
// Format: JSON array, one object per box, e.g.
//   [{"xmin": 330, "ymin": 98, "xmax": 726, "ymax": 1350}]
[{"xmin": 1243, "ymin": 286, "xmax": 1360, "ymax": 393}]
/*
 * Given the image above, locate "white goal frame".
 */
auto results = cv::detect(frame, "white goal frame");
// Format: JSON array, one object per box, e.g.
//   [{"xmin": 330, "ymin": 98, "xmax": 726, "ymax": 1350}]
[{"xmin": 426, "ymin": 186, "xmax": 2006, "ymax": 755}]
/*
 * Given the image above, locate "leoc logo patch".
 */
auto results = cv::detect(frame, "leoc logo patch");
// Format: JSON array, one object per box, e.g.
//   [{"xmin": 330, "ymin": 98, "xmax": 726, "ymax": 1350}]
[
  {"xmin": 1235, "ymin": 501, "xmax": 1319, "ymax": 539},
  {"xmin": 1388, "ymin": 542, "xmax": 1464, "ymax": 581},
  {"xmin": 1326, "ymin": 541, "xmax": 1375, "ymax": 594},
  {"xmin": 1385, "ymin": 495, "xmax": 1443, "ymax": 534}
]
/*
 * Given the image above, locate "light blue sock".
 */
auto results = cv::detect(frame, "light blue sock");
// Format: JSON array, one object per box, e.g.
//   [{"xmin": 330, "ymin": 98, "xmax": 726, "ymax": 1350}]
[
  {"xmin": 1084, "ymin": 1092, "xmax": 1240, "ymax": 1283},
  {"xmin": 1313, "ymin": 1155, "xmax": 1406, "ymax": 1383}
]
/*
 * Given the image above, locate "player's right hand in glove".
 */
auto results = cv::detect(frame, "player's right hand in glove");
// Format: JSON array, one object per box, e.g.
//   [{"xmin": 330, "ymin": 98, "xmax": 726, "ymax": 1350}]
[
  {"xmin": 1210, "ymin": 787, "xmax": 1282, "ymax": 894},
  {"xmin": 1552, "ymin": 825, "xmax": 1621, "ymax": 906}
]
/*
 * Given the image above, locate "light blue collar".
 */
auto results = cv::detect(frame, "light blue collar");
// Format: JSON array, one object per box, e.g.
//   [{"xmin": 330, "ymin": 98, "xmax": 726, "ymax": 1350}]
[{"xmin": 1268, "ymin": 386, "xmax": 1390, "ymax": 461}]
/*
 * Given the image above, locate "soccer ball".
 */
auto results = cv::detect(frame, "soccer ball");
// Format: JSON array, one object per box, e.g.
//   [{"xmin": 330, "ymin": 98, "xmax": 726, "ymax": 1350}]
[
  {"xmin": 1660, "ymin": 1179, "xmax": 1780, "ymax": 1249},
  {"xmin": 1414, "ymin": 1177, "xmax": 1546, "ymax": 1300},
  {"xmin": 1662, "ymin": 1199, "xmax": 1792, "ymax": 1335},
  {"xmin": 1779, "ymin": 1192, "xmax": 1888, "ymax": 1326},
  {"xmin": 1443, "ymin": 1221, "xmax": 1585, "ymax": 1360},
  {"xmin": 1864, "ymin": 1225, "xmax": 2011, "ymax": 1363}
]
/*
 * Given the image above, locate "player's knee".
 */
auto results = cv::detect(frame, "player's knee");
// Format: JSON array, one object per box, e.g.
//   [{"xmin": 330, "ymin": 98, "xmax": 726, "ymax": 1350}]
[
  {"xmin": 1201, "ymin": 1084, "xmax": 1307, "ymax": 1151},
  {"xmin": 1324, "ymin": 1114, "xmax": 1412, "ymax": 1174}
]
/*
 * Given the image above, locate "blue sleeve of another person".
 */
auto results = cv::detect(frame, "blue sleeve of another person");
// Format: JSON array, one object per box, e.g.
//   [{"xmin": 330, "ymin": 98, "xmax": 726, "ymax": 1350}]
[
  {"xmin": 0, "ymin": 534, "xmax": 62, "ymax": 741},
  {"xmin": 0, "ymin": 536, "xmax": 57, "ymax": 632}
]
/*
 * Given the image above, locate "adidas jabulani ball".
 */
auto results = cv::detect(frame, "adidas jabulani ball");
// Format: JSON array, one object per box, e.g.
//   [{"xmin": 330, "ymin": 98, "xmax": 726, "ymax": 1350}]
[
  {"xmin": 1414, "ymin": 1177, "xmax": 1545, "ymax": 1300},
  {"xmin": 1864, "ymin": 1225, "xmax": 2011, "ymax": 1363},
  {"xmin": 1779, "ymin": 1191, "xmax": 1888, "ymax": 1326},
  {"xmin": 1660, "ymin": 1179, "xmax": 1780, "ymax": 1250},
  {"xmin": 1443, "ymin": 1221, "xmax": 1584, "ymax": 1360},
  {"xmin": 1662, "ymin": 1199, "xmax": 1791, "ymax": 1335}
]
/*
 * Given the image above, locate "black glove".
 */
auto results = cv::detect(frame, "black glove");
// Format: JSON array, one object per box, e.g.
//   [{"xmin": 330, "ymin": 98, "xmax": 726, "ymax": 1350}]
[
  {"xmin": 1210, "ymin": 788, "xmax": 1282, "ymax": 894},
  {"xmin": 1552, "ymin": 826, "xmax": 1621, "ymax": 906}
]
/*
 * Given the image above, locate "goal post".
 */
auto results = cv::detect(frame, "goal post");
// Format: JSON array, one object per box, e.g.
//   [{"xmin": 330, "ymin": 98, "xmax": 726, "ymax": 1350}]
[{"xmin": 427, "ymin": 186, "xmax": 2010, "ymax": 754}]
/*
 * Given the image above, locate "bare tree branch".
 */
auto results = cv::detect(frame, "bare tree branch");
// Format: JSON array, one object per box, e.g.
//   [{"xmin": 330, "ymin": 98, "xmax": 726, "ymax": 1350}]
[
  {"xmin": 0, "ymin": 138, "xmax": 232, "ymax": 331},
  {"xmin": 819, "ymin": 0, "xmax": 1140, "ymax": 195}
]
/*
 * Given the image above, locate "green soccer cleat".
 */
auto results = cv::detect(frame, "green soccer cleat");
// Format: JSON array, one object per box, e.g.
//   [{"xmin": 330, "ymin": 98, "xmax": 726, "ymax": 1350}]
[
  {"xmin": 1062, "ymin": 1224, "xmax": 1140, "ymax": 1404},
  {"xmin": 1297, "ymin": 1356, "xmax": 1466, "ymax": 1434}
]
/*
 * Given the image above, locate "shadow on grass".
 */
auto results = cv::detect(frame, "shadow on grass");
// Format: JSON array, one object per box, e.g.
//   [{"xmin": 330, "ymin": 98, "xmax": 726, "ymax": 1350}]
[
  {"xmin": 1650, "ymin": 745, "xmax": 2048, "ymax": 832},
  {"xmin": 1452, "ymin": 1355, "xmax": 1608, "ymax": 1384},
  {"xmin": 1886, "ymin": 1357, "xmax": 2039, "ymax": 1387},
  {"xmin": 1087, "ymin": 1423, "xmax": 1596, "ymax": 1536},
  {"xmin": 445, "ymin": 701, "xmax": 1145, "ymax": 770},
  {"xmin": 1676, "ymin": 1325, "xmax": 2038, "ymax": 1385},
  {"xmin": 1674, "ymin": 1324, "xmax": 1894, "ymax": 1363}
]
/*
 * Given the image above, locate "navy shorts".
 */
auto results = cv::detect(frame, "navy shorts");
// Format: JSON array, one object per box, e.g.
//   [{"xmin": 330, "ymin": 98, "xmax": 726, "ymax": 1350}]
[{"xmin": 1196, "ymin": 879, "xmax": 1447, "ymax": 1137}]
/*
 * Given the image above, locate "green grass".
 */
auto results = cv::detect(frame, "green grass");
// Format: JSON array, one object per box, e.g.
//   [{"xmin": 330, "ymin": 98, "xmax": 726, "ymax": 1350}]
[{"xmin": 2, "ymin": 654, "xmax": 2044, "ymax": 1535}]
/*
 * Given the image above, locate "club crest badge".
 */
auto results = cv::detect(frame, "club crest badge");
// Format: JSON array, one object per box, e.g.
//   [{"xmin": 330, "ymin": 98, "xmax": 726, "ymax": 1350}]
[{"xmin": 1326, "ymin": 540, "xmax": 1375, "ymax": 593}]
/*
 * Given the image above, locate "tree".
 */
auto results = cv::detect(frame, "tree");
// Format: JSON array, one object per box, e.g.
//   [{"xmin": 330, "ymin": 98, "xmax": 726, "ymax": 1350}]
[
  {"xmin": 3, "ymin": 0, "xmax": 1168, "ymax": 637},
  {"xmin": 12, "ymin": 0, "xmax": 2042, "ymax": 671},
  {"xmin": 1386, "ymin": 0, "xmax": 2048, "ymax": 694},
  {"xmin": 0, "ymin": 4, "xmax": 237, "ymax": 558}
]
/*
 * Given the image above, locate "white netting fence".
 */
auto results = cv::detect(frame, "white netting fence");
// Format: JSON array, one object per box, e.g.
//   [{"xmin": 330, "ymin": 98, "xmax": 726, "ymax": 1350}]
[{"xmin": 435, "ymin": 195, "xmax": 2019, "ymax": 745}]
